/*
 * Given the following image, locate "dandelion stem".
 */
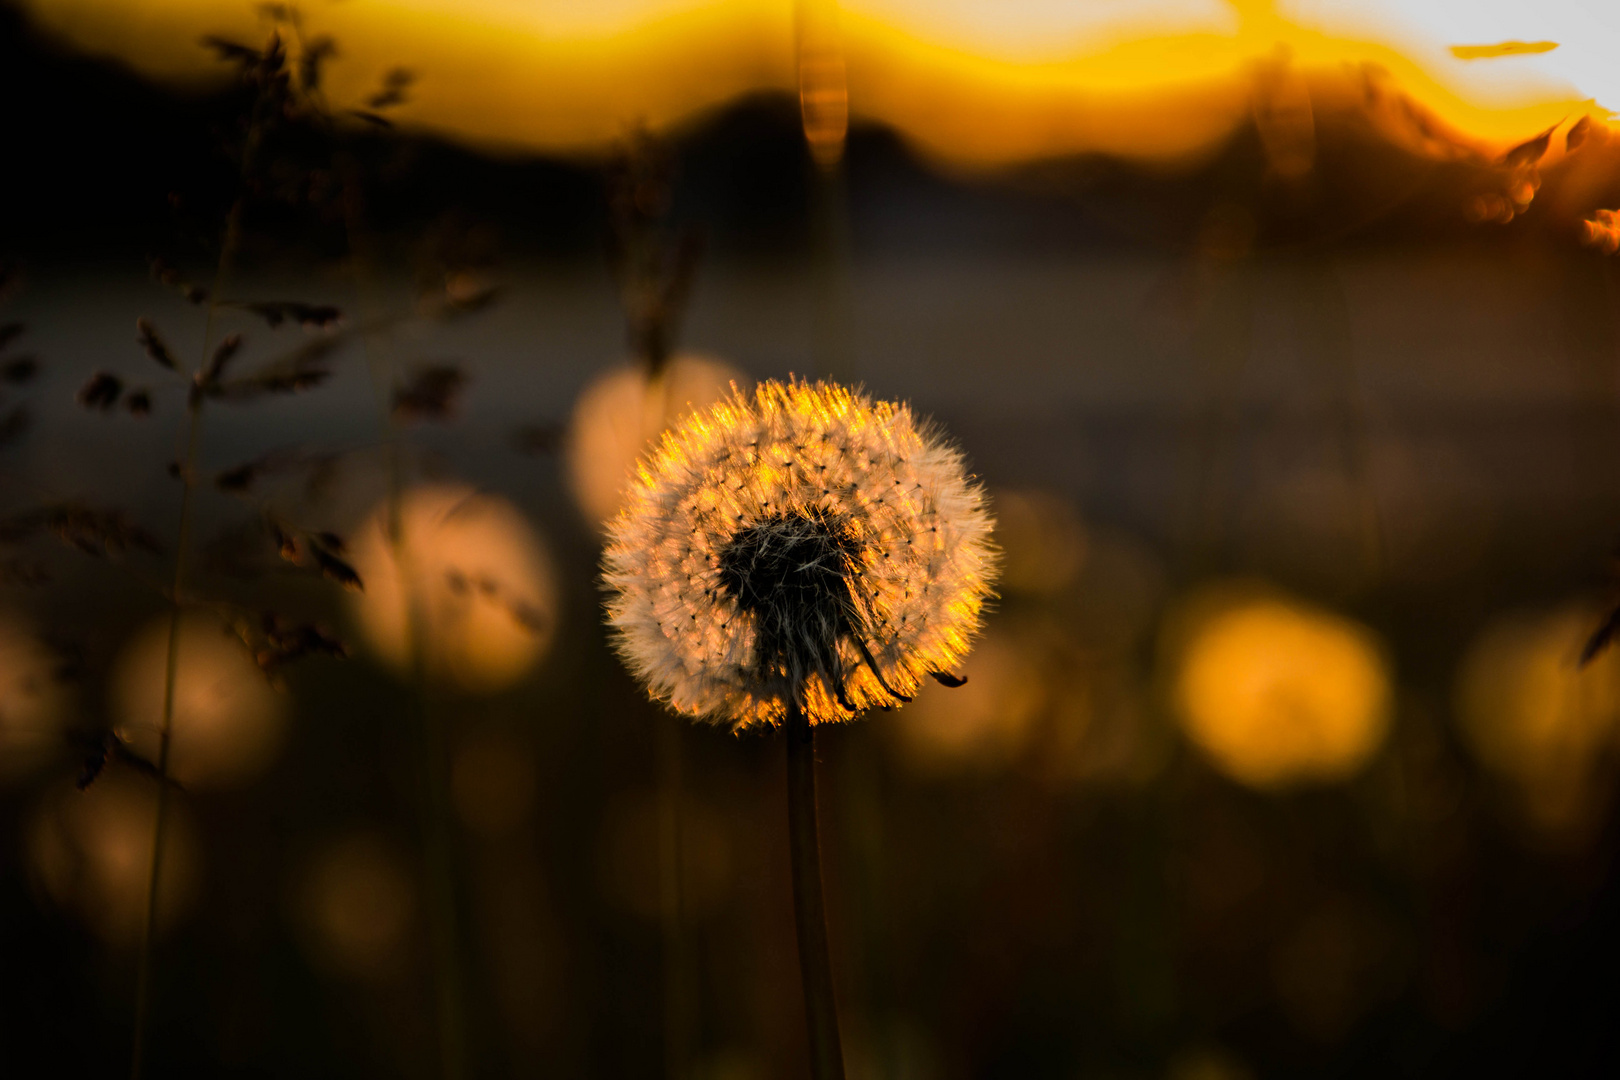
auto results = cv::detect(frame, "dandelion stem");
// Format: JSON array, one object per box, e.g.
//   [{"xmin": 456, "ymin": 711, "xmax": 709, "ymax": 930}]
[
  {"xmin": 785, "ymin": 698, "xmax": 846, "ymax": 1080},
  {"xmin": 658, "ymin": 713, "xmax": 690, "ymax": 1080}
]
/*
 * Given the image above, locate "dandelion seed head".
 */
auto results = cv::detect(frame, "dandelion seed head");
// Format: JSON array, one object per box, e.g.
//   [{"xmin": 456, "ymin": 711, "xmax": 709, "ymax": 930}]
[{"xmin": 603, "ymin": 379, "xmax": 997, "ymax": 729}]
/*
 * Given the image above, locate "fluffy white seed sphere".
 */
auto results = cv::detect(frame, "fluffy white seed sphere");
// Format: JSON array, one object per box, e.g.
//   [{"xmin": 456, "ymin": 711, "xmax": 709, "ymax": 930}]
[{"xmin": 603, "ymin": 379, "xmax": 998, "ymax": 729}]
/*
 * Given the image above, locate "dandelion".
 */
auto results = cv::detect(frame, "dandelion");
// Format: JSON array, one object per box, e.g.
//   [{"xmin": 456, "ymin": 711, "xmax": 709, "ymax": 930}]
[
  {"xmin": 603, "ymin": 378, "xmax": 997, "ymax": 729},
  {"xmin": 602, "ymin": 378, "xmax": 996, "ymax": 1080}
]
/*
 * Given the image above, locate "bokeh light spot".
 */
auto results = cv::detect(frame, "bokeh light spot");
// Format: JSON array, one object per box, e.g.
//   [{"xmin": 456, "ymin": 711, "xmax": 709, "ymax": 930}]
[
  {"xmin": 350, "ymin": 484, "xmax": 559, "ymax": 693},
  {"xmin": 113, "ymin": 614, "xmax": 286, "ymax": 789},
  {"xmin": 0, "ymin": 612, "xmax": 70, "ymax": 783},
  {"xmin": 297, "ymin": 832, "xmax": 416, "ymax": 979},
  {"xmin": 565, "ymin": 353, "xmax": 746, "ymax": 528},
  {"xmin": 28, "ymin": 776, "xmax": 197, "ymax": 944},
  {"xmin": 1167, "ymin": 583, "xmax": 1392, "ymax": 789}
]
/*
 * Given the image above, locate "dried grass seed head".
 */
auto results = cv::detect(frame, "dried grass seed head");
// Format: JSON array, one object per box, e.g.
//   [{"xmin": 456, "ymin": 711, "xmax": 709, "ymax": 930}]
[{"xmin": 602, "ymin": 379, "xmax": 998, "ymax": 729}]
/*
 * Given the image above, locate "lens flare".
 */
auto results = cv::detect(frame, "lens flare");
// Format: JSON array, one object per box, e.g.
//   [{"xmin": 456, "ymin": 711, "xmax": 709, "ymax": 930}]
[
  {"xmin": 112, "ymin": 614, "xmax": 286, "ymax": 788},
  {"xmin": 1166, "ymin": 583, "xmax": 1392, "ymax": 789},
  {"xmin": 27, "ymin": 775, "xmax": 196, "ymax": 944},
  {"xmin": 566, "ymin": 354, "xmax": 747, "ymax": 528},
  {"xmin": 1454, "ymin": 604, "xmax": 1620, "ymax": 834},
  {"xmin": 0, "ymin": 612, "xmax": 69, "ymax": 783},
  {"xmin": 349, "ymin": 484, "xmax": 559, "ymax": 693}
]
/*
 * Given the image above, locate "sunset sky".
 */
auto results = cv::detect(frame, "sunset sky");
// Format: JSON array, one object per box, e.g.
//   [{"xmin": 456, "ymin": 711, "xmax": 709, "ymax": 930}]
[{"xmin": 22, "ymin": 0, "xmax": 1617, "ymax": 164}]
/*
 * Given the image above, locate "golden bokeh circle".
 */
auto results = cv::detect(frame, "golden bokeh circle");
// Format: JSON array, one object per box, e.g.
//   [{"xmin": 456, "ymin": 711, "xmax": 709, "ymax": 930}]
[
  {"xmin": 349, "ymin": 484, "xmax": 559, "ymax": 693},
  {"xmin": 565, "ymin": 353, "xmax": 746, "ymax": 527},
  {"xmin": 112, "ymin": 614, "xmax": 287, "ymax": 789},
  {"xmin": 1166, "ymin": 583, "xmax": 1392, "ymax": 789}
]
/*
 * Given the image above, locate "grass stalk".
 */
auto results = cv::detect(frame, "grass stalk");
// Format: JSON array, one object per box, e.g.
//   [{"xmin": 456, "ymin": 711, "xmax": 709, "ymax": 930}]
[
  {"xmin": 657, "ymin": 712, "xmax": 690, "ymax": 1080},
  {"xmin": 785, "ymin": 699, "xmax": 846, "ymax": 1080},
  {"xmin": 128, "ymin": 180, "xmax": 244, "ymax": 1079},
  {"xmin": 338, "ymin": 149, "xmax": 467, "ymax": 1080}
]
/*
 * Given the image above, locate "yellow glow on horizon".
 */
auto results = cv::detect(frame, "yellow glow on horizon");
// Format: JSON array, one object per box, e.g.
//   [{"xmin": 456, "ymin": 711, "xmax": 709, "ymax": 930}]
[{"xmin": 20, "ymin": 0, "xmax": 1610, "ymax": 168}]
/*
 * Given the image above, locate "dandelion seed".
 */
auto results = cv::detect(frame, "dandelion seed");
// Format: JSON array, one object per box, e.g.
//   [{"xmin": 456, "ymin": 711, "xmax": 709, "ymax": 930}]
[{"xmin": 603, "ymin": 379, "xmax": 997, "ymax": 729}]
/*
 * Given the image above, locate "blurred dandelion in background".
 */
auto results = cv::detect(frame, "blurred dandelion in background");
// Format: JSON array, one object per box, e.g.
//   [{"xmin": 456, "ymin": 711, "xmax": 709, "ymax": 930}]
[
  {"xmin": 1165, "ymin": 582, "xmax": 1392, "ymax": 789},
  {"xmin": 565, "ymin": 353, "xmax": 746, "ymax": 528},
  {"xmin": 349, "ymin": 484, "xmax": 558, "ymax": 692},
  {"xmin": 295, "ymin": 832, "xmax": 416, "ymax": 979},
  {"xmin": 28, "ymin": 775, "xmax": 197, "ymax": 945},
  {"xmin": 112, "ymin": 614, "xmax": 286, "ymax": 788},
  {"xmin": 1455, "ymin": 604, "xmax": 1620, "ymax": 837},
  {"xmin": 0, "ymin": 611, "xmax": 70, "ymax": 783}
]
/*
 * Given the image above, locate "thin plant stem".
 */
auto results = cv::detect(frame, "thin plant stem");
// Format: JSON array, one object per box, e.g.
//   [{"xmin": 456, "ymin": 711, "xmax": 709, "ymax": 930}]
[
  {"xmin": 127, "ymin": 402, "xmax": 202, "ymax": 1080},
  {"xmin": 337, "ymin": 147, "xmax": 467, "ymax": 1080},
  {"xmin": 657, "ymin": 712, "xmax": 689, "ymax": 1080},
  {"xmin": 128, "ymin": 180, "xmax": 244, "ymax": 1080},
  {"xmin": 785, "ymin": 698, "xmax": 846, "ymax": 1080}
]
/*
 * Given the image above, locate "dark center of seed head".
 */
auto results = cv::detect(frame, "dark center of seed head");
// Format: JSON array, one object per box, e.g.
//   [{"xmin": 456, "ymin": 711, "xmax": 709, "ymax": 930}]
[{"xmin": 717, "ymin": 510, "xmax": 863, "ymax": 706}]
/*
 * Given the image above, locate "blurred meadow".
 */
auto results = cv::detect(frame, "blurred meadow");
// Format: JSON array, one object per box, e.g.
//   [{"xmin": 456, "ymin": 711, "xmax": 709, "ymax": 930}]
[{"xmin": 4, "ymin": 1, "xmax": 1620, "ymax": 1077}]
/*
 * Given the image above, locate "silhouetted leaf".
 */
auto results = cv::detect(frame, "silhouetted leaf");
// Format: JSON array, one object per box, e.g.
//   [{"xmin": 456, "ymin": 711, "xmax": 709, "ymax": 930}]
[
  {"xmin": 1567, "ymin": 115, "xmax": 1592, "ymax": 153},
  {"xmin": 200, "ymin": 333, "xmax": 245, "ymax": 387},
  {"xmin": 1581, "ymin": 604, "xmax": 1620, "ymax": 666},
  {"xmin": 0, "ymin": 556, "xmax": 48, "ymax": 586},
  {"xmin": 930, "ymin": 671, "xmax": 969, "ymax": 688},
  {"xmin": 76, "ymin": 372, "xmax": 123, "ymax": 411},
  {"xmin": 1, "ymin": 504, "xmax": 162, "ymax": 558},
  {"xmin": 2, "ymin": 355, "xmax": 38, "ymax": 384},
  {"xmin": 507, "ymin": 599, "xmax": 548, "ymax": 635},
  {"xmin": 200, "ymin": 35, "xmax": 261, "ymax": 66},
  {"xmin": 299, "ymin": 35, "xmax": 337, "ymax": 91},
  {"xmin": 71, "ymin": 729, "xmax": 177, "ymax": 791},
  {"xmin": 393, "ymin": 363, "xmax": 467, "ymax": 421},
  {"xmin": 1500, "ymin": 125, "xmax": 1556, "ymax": 168},
  {"xmin": 311, "ymin": 545, "xmax": 363, "ymax": 591},
  {"xmin": 216, "ymin": 460, "xmax": 260, "ymax": 492},
  {"xmin": 312, "ymin": 530, "xmax": 346, "ymax": 554},
  {"xmin": 227, "ymin": 300, "xmax": 342, "ymax": 329},
  {"xmin": 240, "ymin": 613, "xmax": 349, "ymax": 680},
  {"xmin": 350, "ymin": 110, "xmax": 394, "ymax": 128},
  {"xmin": 0, "ymin": 406, "xmax": 29, "ymax": 448},
  {"xmin": 148, "ymin": 257, "xmax": 208, "ymax": 304},
  {"xmin": 212, "ymin": 336, "xmax": 343, "ymax": 401},
  {"xmin": 512, "ymin": 423, "xmax": 561, "ymax": 454},
  {"xmin": 136, "ymin": 317, "xmax": 180, "ymax": 371},
  {"xmin": 124, "ymin": 390, "xmax": 153, "ymax": 416}
]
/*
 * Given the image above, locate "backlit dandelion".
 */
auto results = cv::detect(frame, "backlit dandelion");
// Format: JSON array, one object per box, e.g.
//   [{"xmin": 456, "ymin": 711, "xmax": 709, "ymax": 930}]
[
  {"xmin": 603, "ymin": 377, "xmax": 996, "ymax": 1080},
  {"xmin": 602, "ymin": 378, "xmax": 997, "ymax": 729}
]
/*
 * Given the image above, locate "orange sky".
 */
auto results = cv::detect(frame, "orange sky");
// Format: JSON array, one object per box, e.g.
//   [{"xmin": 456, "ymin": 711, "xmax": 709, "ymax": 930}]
[{"xmin": 21, "ymin": 0, "xmax": 1608, "ymax": 167}]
